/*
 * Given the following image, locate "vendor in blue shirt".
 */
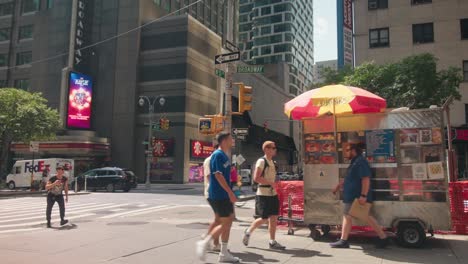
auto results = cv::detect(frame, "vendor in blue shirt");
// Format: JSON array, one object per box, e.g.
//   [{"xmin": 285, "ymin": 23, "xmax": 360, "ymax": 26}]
[{"xmin": 330, "ymin": 144, "xmax": 389, "ymax": 249}]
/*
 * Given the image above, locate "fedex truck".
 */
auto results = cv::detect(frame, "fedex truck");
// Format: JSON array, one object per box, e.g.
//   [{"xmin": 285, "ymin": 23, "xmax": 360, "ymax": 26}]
[{"xmin": 6, "ymin": 158, "xmax": 74, "ymax": 190}]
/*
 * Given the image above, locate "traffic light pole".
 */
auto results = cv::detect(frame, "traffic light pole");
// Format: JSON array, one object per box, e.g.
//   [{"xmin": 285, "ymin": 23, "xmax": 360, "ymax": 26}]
[{"xmin": 224, "ymin": 63, "xmax": 233, "ymax": 135}]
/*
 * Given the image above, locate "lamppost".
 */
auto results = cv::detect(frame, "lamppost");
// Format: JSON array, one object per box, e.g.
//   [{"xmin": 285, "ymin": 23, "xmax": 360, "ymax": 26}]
[{"xmin": 138, "ymin": 95, "xmax": 166, "ymax": 189}]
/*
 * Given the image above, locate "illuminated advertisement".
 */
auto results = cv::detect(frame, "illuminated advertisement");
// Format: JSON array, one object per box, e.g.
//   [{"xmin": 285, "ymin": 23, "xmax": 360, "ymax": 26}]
[{"xmin": 67, "ymin": 71, "xmax": 93, "ymax": 129}]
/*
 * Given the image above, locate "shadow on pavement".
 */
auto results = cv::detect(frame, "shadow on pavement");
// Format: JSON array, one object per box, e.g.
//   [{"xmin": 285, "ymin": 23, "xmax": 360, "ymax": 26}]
[
  {"xmin": 230, "ymin": 251, "xmax": 280, "ymax": 263},
  {"xmin": 321, "ymin": 236, "xmax": 468, "ymax": 264},
  {"xmin": 53, "ymin": 224, "xmax": 78, "ymax": 231},
  {"xmin": 249, "ymin": 246, "xmax": 332, "ymax": 259}
]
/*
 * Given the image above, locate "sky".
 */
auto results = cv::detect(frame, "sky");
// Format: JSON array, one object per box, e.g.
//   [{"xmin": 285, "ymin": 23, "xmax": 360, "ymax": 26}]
[{"xmin": 314, "ymin": 0, "xmax": 337, "ymax": 62}]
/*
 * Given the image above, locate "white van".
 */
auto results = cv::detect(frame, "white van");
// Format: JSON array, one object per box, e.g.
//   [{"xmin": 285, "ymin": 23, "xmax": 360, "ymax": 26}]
[{"xmin": 6, "ymin": 158, "xmax": 74, "ymax": 190}]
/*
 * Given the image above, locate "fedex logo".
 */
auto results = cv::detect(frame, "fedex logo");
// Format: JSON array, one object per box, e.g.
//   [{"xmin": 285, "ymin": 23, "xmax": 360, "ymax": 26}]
[
  {"xmin": 75, "ymin": 78, "xmax": 89, "ymax": 86},
  {"xmin": 24, "ymin": 161, "xmax": 50, "ymax": 173}
]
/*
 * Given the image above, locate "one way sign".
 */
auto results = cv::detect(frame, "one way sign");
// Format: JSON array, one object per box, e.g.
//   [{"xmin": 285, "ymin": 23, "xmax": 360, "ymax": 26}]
[{"xmin": 215, "ymin": 52, "xmax": 240, "ymax": 65}]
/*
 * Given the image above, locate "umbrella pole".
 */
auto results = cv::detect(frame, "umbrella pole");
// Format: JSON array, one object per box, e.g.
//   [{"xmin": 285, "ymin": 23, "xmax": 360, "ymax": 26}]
[{"xmin": 333, "ymin": 99, "xmax": 337, "ymax": 140}]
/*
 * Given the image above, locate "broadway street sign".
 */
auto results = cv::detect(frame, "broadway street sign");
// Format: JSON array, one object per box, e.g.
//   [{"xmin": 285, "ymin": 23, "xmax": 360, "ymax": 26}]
[
  {"xmin": 237, "ymin": 65, "xmax": 265, "ymax": 73},
  {"xmin": 215, "ymin": 52, "xmax": 240, "ymax": 65}
]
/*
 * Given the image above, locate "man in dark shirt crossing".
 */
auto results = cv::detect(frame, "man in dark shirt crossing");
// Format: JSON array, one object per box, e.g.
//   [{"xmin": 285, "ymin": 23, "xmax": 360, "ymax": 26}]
[{"xmin": 330, "ymin": 144, "xmax": 388, "ymax": 248}]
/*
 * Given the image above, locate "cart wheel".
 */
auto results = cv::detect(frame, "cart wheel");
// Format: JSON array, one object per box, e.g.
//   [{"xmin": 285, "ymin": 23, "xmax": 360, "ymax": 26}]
[
  {"xmin": 397, "ymin": 222, "xmax": 426, "ymax": 248},
  {"xmin": 308, "ymin": 224, "xmax": 316, "ymax": 232},
  {"xmin": 287, "ymin": 229, "xmax": 295, "ymax": 236},
  {"xmin": 321, "ymin": 225, "xmax": 331, "ymax": 236},
  {"xmin": 310, "ymin": 229, "xmax": 321, "ymax": 240}
]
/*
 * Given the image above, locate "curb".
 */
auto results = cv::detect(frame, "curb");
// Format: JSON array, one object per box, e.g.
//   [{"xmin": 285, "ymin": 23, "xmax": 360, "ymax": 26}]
[{"xmin": 238, "ymin": 195, "xmax": 255, "ymax": 202}]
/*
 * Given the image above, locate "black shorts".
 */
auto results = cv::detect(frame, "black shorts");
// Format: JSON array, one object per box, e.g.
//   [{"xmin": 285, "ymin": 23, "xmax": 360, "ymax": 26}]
[
  {"xmin": 208, "ymin": 199, "xmax": 234, "ymax": 218},
  {"xmin": 255, "ymin": 195, "xmax": 280, "ymax": 219}
]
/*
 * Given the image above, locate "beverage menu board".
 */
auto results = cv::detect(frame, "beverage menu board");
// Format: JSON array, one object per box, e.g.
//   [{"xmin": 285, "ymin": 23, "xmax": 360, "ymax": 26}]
[
  {"xmin": 304, "ymin": 133, "xmax": 337, "ymax": 164},
  {"xmin": 365, "ymin": 130, "xmax": 396, "ymax": 163}
]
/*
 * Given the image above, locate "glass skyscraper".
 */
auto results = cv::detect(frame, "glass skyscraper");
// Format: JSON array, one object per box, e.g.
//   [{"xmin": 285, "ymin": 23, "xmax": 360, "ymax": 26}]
[{"xmin": 238, "ymin": 0, "xmax": 314, "ymax": 95}]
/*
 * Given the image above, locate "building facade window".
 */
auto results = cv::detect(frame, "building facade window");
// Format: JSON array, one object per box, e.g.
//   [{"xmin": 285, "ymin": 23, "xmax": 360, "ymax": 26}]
[
  {"xmin": 413, "ymin": 23, "xmax": 434, "ymax": 44},
  {"xmin": 0, "ymin": 2, "xmax": 13, "ymax": 16},
  {"xmin": 261, "ymin": 26, "xmax": 271, "ymax": 35},
  {"xmin": 0, "ymin": 80, "xmax": 6, "ymax": 87},
  {"xmin": 369, "ymin": 28, "xmax": 389, "ymax": 48},
  {"xmin": 22, "ymin": 0, "xmax": 40, "ymax": 14},
  {"xmin": 461, "ymin": 19, "xmax": 468, "ymax": 40},
  {"xmin": 261, "ymin": 6, "xmax": 271, "ymax": 16},
  {"xmin": 0, "ymin": 54, "xmax": 7, "ymax": 67},
  {"xmin": 14, "ymin": 79, "xmax": 30, "ymax": 90},
  {"xmin": 19, "ymin": 25, "xmax": 34, "ymax": 41},
  {"xmin": 465, "ymin": 104, "xmax": 468, "ymax": 124},
  {"xmin": 411, "ymin": 0, "xmax": 432, "ymax": 5},
  {"xmin": 16, "ymin": 51, "xmax": 32, "ymax": 66},
  {"xmin": 0, "ymin": 28, "xmax": 10, "ymax": 41},
  {"xmin": 463, "ymin": 60, "xmax": 468, "ymax": 82},
  {"xmin": 47, "ymin": 0, "xmax": 54, "ymax": 9},
  {"xmin": 368, "ymin": 0, "xmax": 388, "ymax": 10}
]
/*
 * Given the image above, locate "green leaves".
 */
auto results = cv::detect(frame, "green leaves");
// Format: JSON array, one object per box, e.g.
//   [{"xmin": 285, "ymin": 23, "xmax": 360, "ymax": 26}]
[
  {"xmin": 313, "ymin": 53, "xmax": 463, "ymax": 108},
  {"xmin": 0, "ymin": 88, "xmax": 59, "ymax": 142}
]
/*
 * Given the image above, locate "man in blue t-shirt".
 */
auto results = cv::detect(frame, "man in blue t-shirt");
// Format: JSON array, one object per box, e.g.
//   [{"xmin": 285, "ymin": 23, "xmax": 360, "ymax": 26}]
[
  {"xmin": 330, "ymin": 144, "xmax": 389, "ymax": 249},
  {"xmin": 196, "ymin": 132, "xmax": 240, "ymax": 263}
]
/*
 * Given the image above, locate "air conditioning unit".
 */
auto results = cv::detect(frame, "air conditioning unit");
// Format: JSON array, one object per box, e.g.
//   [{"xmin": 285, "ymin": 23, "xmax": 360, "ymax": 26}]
[{"xmin": 368, "ymin": 0, "xmax": 378, "ymax": 10}]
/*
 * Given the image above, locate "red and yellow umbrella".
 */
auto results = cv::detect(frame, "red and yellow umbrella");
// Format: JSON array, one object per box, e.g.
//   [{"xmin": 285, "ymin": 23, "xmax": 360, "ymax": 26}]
[{"xmin": 285, "ymin": 84, "xmax": 386, "ymax": 120}]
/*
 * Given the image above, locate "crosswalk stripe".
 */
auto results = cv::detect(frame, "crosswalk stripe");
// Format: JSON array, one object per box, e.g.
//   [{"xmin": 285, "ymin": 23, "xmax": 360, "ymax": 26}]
[
  {"xmin": 0, "ymin": 228, "xmax": 42, "ymax": 234},
  {"xmin": 100, "ymin": 205, "xmax": 170, "ymax": 219},
  {"xmin": 0, "ymin": 203, "xmax": 102, "ymax": 217},
  {"xmin": 0, "ymin": 204, "xmax": 126, "ymax": 223},
  {"xmin": 0, "ymin": 202, "xmax": 99, "ymax": 212},
  {"xmin": 0, "ymin": 213, "xmax": 95, "ymax": 229},
  {"xmin": 122, "ymin": 205, "xmax": 183, "ymax": 217}
]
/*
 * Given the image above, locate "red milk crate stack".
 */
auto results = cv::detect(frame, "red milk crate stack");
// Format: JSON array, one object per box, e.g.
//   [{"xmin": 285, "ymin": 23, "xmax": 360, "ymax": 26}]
[
  {"xmin": 449, "ymin": 181, "xmax": 468, "ymax": 235},
  {"xmin": 276, "ymin": 181, "xmax": 304, "ymax": 224}
]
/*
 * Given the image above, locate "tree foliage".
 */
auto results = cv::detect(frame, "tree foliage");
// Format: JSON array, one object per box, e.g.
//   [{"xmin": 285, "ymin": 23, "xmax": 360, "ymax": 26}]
[
  {"xmin": 313, "ymin": 53, "xmax": 463, "ymax": 108},
  {"xmin": 0, "ymin": 88, "xmax": 60, "ymax": 178}
]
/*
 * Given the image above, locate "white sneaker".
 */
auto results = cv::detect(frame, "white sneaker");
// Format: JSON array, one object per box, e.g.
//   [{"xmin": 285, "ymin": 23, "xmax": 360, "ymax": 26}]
[
  {"xmin": 196, "ymin": 240, "xmax": 208, "ymax": 261},
  {"xmin": 242, "ymin": 229, "xmax": 250, "ymax": 246},
  {"xmin": 218, "ymin": 252, "xmax": 241, "ymax": 263}
]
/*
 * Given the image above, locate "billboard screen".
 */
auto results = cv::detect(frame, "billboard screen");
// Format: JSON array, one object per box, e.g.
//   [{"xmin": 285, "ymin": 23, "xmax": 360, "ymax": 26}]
[
  {"xmin": 66, "ymin": 71, "xmax": 93, "ymax": 129},
  {"xmin": 337, "ymin": 0, "xmax": 354, "ymax": 68}
]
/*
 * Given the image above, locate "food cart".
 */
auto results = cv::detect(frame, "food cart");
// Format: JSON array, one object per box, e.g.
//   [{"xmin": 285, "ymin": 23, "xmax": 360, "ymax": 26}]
[{"xmin": 302, "ymin": 108, "xmax": 451, "ymax": 248}]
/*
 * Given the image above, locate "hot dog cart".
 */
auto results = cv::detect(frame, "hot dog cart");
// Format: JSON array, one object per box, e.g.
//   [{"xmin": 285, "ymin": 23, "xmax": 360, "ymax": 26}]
[{"xmin": 302, "ymin": 108, "xmax": 452, "ymax": 247}]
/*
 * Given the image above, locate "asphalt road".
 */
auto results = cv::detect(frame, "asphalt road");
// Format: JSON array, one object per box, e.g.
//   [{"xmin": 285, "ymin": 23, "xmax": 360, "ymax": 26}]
[{"xmin": 1, "ymin": 186, "xmax": 467, "ymax": 264}]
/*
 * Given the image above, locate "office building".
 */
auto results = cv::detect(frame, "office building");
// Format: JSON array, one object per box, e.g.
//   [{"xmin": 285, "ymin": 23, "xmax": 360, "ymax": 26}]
[
  {"xmin": 352, "ymin": 0, "xmax": 468, "ymax": 177},
  {"xmin": 238, "ymin": 0, "xmax": 314, "ymax": 95},
  {"xmin": 3, "ymin": 0, "xmax": 297, "ymax": 183},
  {"xmin": 313, "ymin": 59, "xmax": 338, "ymax": 84}
]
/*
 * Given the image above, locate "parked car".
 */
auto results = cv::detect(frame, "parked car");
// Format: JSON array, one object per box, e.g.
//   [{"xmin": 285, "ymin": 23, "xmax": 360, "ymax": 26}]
[
  {"xmin": 71, "ymin": 167, "xmax": 136, "ymax": 192},
  {"xmin": 239, "ymin": 169, "xmax": 251, "ymax": 186}
]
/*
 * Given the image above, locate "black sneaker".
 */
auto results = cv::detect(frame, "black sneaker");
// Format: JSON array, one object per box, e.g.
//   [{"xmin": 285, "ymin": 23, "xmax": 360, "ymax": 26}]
[
  {"xmin": 269, "ymin": 241, "xmax": 286, "ymax": 250},
  {"xmin": 330, "ymin": 239, "xmax": 350, "ymax": 248},
  {"xmin": 47, "ymin": 222, "xmax": 52, "ymax": 228},
  {"xmin": 376, "ymin": 237, "xmax": 389, "ymax": 249},
  {"xmin": 60, "ymin": 219, "xmax": 69, "ymax": 226}
]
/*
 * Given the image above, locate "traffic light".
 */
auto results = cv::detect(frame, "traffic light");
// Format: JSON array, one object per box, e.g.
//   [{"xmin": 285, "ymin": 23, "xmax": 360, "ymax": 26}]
[
  {"xmin": 199, "ymin": 115, "xmax": 225, "ymax": 135},
  {"xmin": 235, "ymin": 82, "xmax": 252, "ymax": 113}
]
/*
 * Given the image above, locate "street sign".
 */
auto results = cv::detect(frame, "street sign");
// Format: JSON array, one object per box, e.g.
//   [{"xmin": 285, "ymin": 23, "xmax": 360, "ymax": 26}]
[
  {"xmin": 237, "ymin": 65, "xmax": 265, "ymax": 74},
  {"xmin": 225, "ymin": 40, "xmax": 238, "ymax": 52},
  {"xmin": 215, "ymin": 51, "xmax": 240, "ymax": 65},
  {"xmin": 142, "ymin": 141, "xmax": 149, "ymax": 145},
  {"xmin": 29, "ymin": 142, "xmax": 39, "ymax": 153},
  {"xmin": 232, "ymin": 128, "xmax": 249, "ymax": 136},
  {"xmin": 152, "ymin": 124, "xmax": 160, "ymax": 131},
  {"xmin": 215, "ymin": 68, "xmax": 225, "ymax": 79},
  {"xmin": 235, "ymin": 135, "xmax": 247, "ymax": 141},
  {"xmin": 236, "ymin": 154, "xmax": 246, "ymax": 166}
]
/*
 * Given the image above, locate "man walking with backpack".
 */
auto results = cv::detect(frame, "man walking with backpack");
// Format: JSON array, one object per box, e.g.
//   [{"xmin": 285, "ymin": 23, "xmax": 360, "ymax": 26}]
[{"xmin": 242, "ymin": 141, "xmax": 285, "ymax": 250}]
